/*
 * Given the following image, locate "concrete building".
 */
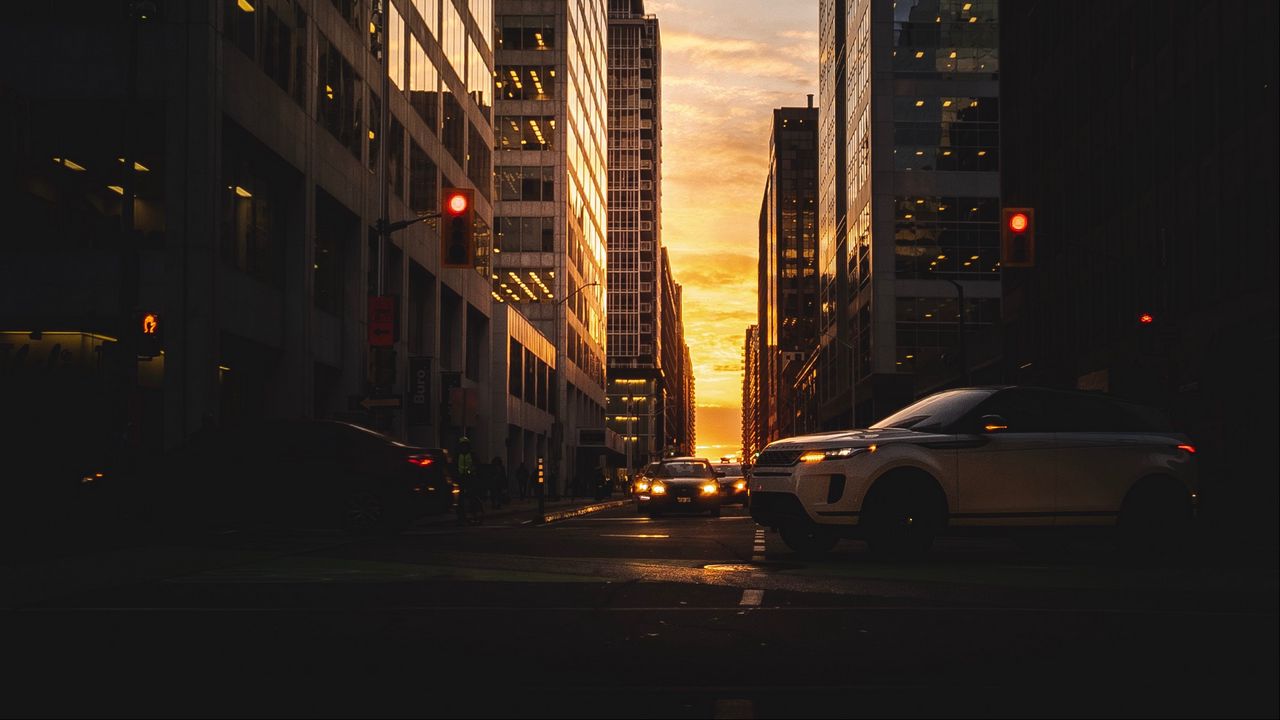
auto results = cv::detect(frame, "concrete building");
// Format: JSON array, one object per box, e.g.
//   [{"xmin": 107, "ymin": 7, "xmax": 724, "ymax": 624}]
[
  {"xmin": 822, "ymin": 0, "xmax": 1002, "ymax": 426},
  {"xmin": 493, "ymin": 0, "xmax": 617, "ymax": 493},
  {"xmin": 1, "ymin": 0, "xmax": 501, "ymax": 462},
  {"xmin": 756, "ymin": 101, "xmax": 820, "ymax": 443}
]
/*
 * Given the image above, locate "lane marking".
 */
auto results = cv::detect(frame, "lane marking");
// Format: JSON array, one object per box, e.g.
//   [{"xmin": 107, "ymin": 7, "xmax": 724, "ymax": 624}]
[
  {"xmin": 739, "ymin": 589, "xmax": 764, "ymax": 606},
  {"xmin": 599, "ymin": 534, "xmax": 670, "ymax": 539},
  {"xmin": 713, "ymin": 698, "xmax": 756, "ymax": 719},
  {"xmin": 15, "ymin": 606, "xmax": 1274, "ymax": 616}
]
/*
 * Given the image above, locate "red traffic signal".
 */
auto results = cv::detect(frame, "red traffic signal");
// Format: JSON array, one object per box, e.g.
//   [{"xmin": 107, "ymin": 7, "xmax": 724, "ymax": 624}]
[
  {"xmin": 440, "ymin": 188, "xmax": 474, "ymax": 268},
  {"xmin": 1000, "ymin": 207, "xmax": 1035, "ymax": 267},
  {"xmin": 1138, "ymin": 312, "xmax": 1154, "ymax": 325},
  {"xmin": 446, "ymin": 191, "xmax": 469, "ymax": 216}
]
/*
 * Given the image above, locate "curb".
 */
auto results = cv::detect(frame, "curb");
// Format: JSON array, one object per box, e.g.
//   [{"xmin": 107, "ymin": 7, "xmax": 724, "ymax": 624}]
[{"xmin": 538, "ymin": 499, "xmax": 630, "ymax": 524}]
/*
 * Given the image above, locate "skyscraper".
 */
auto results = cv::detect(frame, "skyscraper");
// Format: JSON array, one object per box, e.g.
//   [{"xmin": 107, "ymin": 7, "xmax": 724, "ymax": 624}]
[
  {"xmin": 832, "ymin": 0, "xmax": 1002, "ymax": 424},
  {"xmin": 757, "ymin": 101, "xmax": 820, "ymax": 443},
  {"xmin": 493, "ymin": 0, "xmax": 612, "ymax": 489},
  {"xmin": 604, "ymin": 0, "xmax": 668, "ymax": 471}
]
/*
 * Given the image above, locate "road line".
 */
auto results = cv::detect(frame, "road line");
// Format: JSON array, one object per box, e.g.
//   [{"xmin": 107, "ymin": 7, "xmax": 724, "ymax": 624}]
[
  {"xmin": 599, "ymin": 534, "xmax": 670, "ymax": 539},
  {"xmin": 14, "ymin": 605, "xmax": 1275, "ymax": 616},
  {"xmin": 713, "ymin": 698, "xmax": 755, "ymax": 719},
  {"xmin": 739, "ymin": 588, "xmax": 764, "ymax": 606}
]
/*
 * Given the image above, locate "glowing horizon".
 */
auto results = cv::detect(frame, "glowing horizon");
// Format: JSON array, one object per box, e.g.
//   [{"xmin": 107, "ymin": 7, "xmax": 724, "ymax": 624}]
[{"xmin": 650, "ymin": 1, "xmax": 819, "ymax": 454}]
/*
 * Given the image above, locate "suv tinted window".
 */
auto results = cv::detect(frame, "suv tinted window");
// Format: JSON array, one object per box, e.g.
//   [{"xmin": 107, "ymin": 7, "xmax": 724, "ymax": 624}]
[{"xmin": 1049, "ymin": 392, "xmax": 1172, "ymax": 433}]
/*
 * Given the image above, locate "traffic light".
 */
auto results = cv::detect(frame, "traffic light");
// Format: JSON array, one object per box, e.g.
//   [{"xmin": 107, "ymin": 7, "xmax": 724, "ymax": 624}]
[
  {"xmin": 440, "ymin": 188, "xmax": 474, "ymax": 268},
  {"xmin": 137, "ymin": 311, "xmax": 163, "ymax": 358},
  {"xmin": 1000, "ymin": 207, "xmax": 1035, "ymax": 267}
]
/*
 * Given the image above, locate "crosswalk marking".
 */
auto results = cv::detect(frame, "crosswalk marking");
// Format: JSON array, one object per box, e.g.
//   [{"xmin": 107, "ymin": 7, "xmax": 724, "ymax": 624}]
[{"xmin": 739, "ymin": 588, "xmax": 763, "ymax": 606}]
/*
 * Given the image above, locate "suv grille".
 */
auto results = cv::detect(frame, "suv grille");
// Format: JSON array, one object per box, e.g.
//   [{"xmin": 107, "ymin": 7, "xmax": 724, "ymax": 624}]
[
  {"xmin": 749, "ymin": 492, "xmax": 810, "ymax": 525},
  {"xmin": 755, "ymin": 449, "xmax": 803, "ymax": 467}
]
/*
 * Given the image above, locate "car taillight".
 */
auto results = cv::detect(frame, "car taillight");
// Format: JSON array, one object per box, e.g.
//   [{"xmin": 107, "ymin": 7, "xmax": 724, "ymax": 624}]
[
  {"xmin": 407, "ymin": 455, "xmax": 435, "ymax": 467},
  {"xmin": 1176, "ymin": 444, "xmax": 1196, "ymax": 455}
]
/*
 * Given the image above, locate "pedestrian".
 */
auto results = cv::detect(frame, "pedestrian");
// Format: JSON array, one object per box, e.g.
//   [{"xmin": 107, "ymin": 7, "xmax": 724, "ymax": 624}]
[
  {"xmin": 455, "ymin": 436, "xmax": 476, "ymax": 523},
  {"xmin": 594, "ymin": 455, "xmax": 610, "ymax": 501},
  {"xmin": 489, "ymin": 455, "xmax": 507, "ymax": 510},
  {"xmin": 515, "ymin": 461, "xmax": 530, "ymax": 500}
]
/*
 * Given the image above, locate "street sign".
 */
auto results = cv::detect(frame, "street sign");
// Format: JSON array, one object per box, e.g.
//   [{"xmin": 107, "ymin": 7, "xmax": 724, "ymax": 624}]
[
  {"xmin": 368, "ymin": 295, "xmax": 395, "ymax": 347},
  {"xmin": 360, "ymin": 397, "xmax": 402, "ymax": 409},
  {"xmin": 408, "ymin": 356, "xmax": 431, "ymax": 426}
]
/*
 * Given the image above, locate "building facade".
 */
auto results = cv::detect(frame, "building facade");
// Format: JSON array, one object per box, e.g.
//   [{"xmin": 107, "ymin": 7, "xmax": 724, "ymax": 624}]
[
  {"xmin": 604, "ymin": 0, "xmax": 669, "ymax": 474},
  {"xmin": 838, "ymin": 0, "xmax": 1002, "ymax": 424},
  {"xmin": 757, "ymin": 101, "xmax": 820, "ymax": 443},
  {"xmin": 1, "ymin": 0, "xmax": 501, "ymax": 462},
  {"xmin": 741, "ymin": 324, "xmax": 763, "ymax": 460},
  {"xmin": 816, "ymin": 0, "xmax": 852, "ymax": 431},
  {"xmin": 999, "ymin": 0, "xmax": 1278, "ymax": 549},
  {"xmin": 493, "ymin": 0, "xmax": 615, "ymax": 492}
]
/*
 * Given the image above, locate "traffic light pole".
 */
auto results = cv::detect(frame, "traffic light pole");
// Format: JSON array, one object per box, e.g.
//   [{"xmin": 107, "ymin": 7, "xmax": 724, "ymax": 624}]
[{"xmin": 944, "ymin": 279, "xmax": 970, "ymax": 386}]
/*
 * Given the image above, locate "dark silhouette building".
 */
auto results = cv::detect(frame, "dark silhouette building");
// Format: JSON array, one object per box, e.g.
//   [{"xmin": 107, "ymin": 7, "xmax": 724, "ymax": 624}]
[
  {"xmin": 756, "ymin": 101, "xmax": 820, "ymax": 444},
  {"xmin": 1000, "ymin": 0, "xmax": 1279, "ymax": 551}
]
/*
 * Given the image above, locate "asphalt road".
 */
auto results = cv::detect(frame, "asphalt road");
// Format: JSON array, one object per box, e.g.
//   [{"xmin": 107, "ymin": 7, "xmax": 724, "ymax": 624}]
[{"xmin": 2, "ymin": 503, "xmax": 1276, "ymax": 718}]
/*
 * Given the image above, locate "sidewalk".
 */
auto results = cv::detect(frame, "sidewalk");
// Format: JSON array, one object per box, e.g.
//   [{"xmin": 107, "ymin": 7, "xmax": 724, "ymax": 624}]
[{"xmin": 414, "ymin": 493, "xmax": 631, "ymax": 527}]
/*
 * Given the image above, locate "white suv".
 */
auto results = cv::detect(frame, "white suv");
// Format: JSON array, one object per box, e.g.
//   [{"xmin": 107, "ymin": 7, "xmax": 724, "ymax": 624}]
[{"xmin": 749, "ymin": 387, "xmax": 1198, "ymax": 556}]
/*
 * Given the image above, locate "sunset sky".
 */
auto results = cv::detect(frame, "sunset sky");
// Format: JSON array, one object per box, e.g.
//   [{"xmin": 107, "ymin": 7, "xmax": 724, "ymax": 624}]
[{"xmin": 648, "ymin": 0, "xmax": 819, "ymax": 457}]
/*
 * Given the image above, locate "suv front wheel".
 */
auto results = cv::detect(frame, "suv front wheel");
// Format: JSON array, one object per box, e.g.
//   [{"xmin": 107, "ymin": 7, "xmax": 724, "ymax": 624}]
[
  {"xmin": 862, "ymin": 478, "xmax": 945, "ymax": 558},
  {"xmin": 779, "ymin": 523, "xmax": 839, "ymax": 556}
]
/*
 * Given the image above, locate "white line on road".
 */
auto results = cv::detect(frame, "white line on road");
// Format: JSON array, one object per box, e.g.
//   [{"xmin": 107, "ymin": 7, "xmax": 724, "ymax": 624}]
[
  {"xmin": 739, "ymin": 588, "xmax": 764, "ymax": 606},
  {"xmin": 16, "ymin": 606, "xmax": 1274, "ymax": 616},
  {"xmin": 713, "ymin": 698, "xmax": 756, "ymax": 719}
]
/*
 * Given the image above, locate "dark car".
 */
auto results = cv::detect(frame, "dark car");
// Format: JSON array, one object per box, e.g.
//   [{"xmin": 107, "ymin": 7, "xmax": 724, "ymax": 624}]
[
  {"xmin": 144, "ymin": 420, "xmax": 457, "ymax": 533},
  {"xmin": 633, "ymin": 457, "xmax": 724, "ymax": 518},
  {"xmin": 715, "ymin": 462, "xmax": 749, "ymax": 507}
]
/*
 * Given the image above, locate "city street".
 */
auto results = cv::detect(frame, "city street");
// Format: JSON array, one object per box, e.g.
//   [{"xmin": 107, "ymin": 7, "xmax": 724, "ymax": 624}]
[{"xmin": 3, "ymin": 504, "xmax": 1275, "ymax": 718}]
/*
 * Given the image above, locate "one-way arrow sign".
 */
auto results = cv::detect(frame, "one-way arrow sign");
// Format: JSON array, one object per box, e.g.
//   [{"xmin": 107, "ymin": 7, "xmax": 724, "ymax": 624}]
[{"xmin": 360, "ymin": 397, "xmax": 401, "ymax": 409}]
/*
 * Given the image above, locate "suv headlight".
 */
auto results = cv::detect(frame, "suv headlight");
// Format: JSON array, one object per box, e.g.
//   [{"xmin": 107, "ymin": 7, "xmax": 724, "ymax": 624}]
[
  {"xmin": 650, "ymin": 481, "xmax": 667, "ymax": 495},
  {"xmin": 799, "ymin": 447, "xmax": 867, "ymax": 463}
]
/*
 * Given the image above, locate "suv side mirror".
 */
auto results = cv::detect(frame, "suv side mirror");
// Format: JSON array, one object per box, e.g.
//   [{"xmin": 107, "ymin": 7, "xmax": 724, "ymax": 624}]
[{"xmin": 980, "ymin": 414, "xmax": 1010, "ymax": 433}]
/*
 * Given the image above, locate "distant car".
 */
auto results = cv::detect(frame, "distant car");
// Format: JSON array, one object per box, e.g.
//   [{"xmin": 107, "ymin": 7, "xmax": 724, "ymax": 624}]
[
  {"xmin": 634, "ymin": 457, "xmax": 724, "ymax": 518},
  {"xmin": 715, "ymin": 462, "xmax": 749, "ymax": 507},
  {"xmin": 750, "ymin": 386, "xmax": 1198, "ymax": 556},
  {"xmin": 630, "ymin": 461, "xmax": 661, "ymax": 496},
  {"xmin": 145, "ymin": 420, "xmax": 457, "ymax": 533}
]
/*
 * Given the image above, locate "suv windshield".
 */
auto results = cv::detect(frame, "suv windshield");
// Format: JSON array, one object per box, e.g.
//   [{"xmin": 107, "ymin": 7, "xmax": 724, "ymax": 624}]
[
  {"xmin": 871, "ymin": 388, "xmax": 995, "ymax": 432},
  {"xmin": 655, "ymin": 461, "xmax": 715, "ymax": 479}
]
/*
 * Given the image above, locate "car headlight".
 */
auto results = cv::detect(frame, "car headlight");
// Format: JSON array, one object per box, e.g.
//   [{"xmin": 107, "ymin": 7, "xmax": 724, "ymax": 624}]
[
  {"xmin": 634, "ymin": 481, "xmax": 650, "ymax": 492},
  {"xmin": 650, "ymin": 482, "xmax": 667, "ymax": 495},
  {"xmin": 734, "ymin": 480, "xmax": 747, "ymax": 491},
  {"xmin": 700, "ymin": 482, "xmax": 719, "ymax": 495},
  {"xmin": 799, "ymin": 447, "xmax": 867, "ymax": 463}
]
